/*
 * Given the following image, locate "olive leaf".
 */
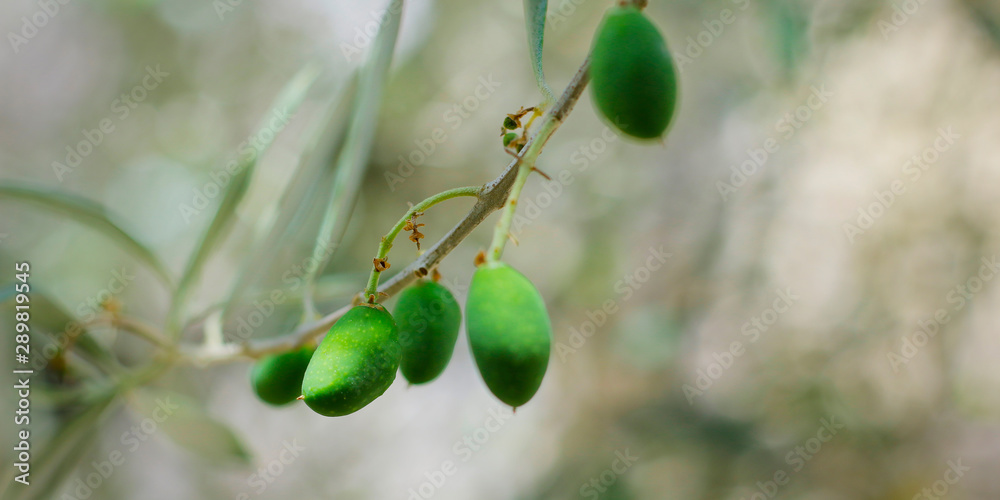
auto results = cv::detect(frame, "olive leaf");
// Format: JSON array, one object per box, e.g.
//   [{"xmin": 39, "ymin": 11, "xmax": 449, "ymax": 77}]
[
  {"xmin": 303, "ymin": 0, "xmax": 406, "ymax": 292},
  {"xmin": 524, "ymin": 0, "xmax": 555, "ymax": 105},
  {"xmin": 764, "ymin": 0, "xmax": 810, "ymax": 76},
  {"xmin": 129, "ymin": 388, "xmax": 252, "ymax": 465},
  {"xmin": 30, "ymin": 290, "xmax": 120, "ymax": 374},
  {"xmin": 219, "ymin": 72, "xmax": 358, "ymax": 330},
  {"xmin": 0, "ymin": 277, "xmax": 118, "ymax": 374},
  {"xmin": 167, "ymin": 62, "xmax": 323, "ymax": 337},
  {"xmin": 0, "ymin": 391, "xmax": 119, "ymax": 500},
  {"xmin": 0, "ymin": 184, "xmax": 172, "ymax": 288}
]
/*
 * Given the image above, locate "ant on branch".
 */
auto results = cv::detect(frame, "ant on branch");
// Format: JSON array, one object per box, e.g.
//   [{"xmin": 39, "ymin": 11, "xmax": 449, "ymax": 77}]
[
  {"xmin": 499, "ymin": 106, "xmax": 539, "ymax": 156},
  {"xmin": 499, "ymin": 106, "xmax": 552, "ymax": 179}
]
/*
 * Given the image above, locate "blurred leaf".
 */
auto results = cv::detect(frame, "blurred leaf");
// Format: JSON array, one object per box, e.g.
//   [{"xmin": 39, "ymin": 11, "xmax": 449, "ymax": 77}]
[
  {"xmin": 0, "ymin": 390, "xmax": 118, "ymax": 500},
  {"xmin": 764, "ymin": 0, "xmax": 810, "ymax": 77},
  {"xmin": 168, "ymin": 62, "xmax": 324, "ymax": 336},
  {"xmin": 304, "ymin": 0, "xmax": 405, "ymax": 292},
  {"xmin": 130, "ymin": 388, "xmax": 251, "ymax": 466},
  {"xmin": 0, "ymin": 283, "xmax": 119, "ymax": 374},
  {"xmin": 221, "ymin": 72, "xmax": 359, "ymax": 328},
  {"xmin": 0, "ymin": 183, "xmax": 173, "ymax": 287},
  {"xmin": 524, "ymin": 0, "xmax": 555, "ymax": 104}
]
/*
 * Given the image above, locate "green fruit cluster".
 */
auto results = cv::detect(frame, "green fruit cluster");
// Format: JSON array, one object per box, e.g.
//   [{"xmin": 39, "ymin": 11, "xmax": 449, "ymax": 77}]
[
  {"xmin": 590, "ymin": 6, "xmax": 678, "ymax": 139},
  {"xmin": 249, "ymin": 263, "xmax": 552, "ymax": 414}
]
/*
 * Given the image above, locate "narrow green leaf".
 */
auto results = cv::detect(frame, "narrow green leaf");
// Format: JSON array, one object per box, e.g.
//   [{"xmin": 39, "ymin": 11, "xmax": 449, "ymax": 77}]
[
  {"xmin": 167, "ymin": 62, "xmax": 324, "ymax": 337},
  {"xmin": 0, "ymin": 391, "xmax": 119, "ymax": 500},
  {"xmin": 0, "ymin": 280, "xmax": 119, "ymax": 374},
  {"xmin": 130, "ymin": 388, "xmax": 252, "ymax": 465},
  {"xmin": 304, "ymin": 0, "xmax": 406, "ymax": 294},
  {"xmin": 525, "ymin": 0, "xmax": 555, "ymax": 105},
  {"xmin": 0, "ymin": 184, "xmax": 173, "ymax": 288},
  {"xmin": 220, "ymin": 72, "xmax": 359, "ymax": 329}
]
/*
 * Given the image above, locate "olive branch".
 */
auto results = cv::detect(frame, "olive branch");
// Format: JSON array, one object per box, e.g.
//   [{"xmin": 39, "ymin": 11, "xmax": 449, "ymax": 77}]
[{"xmin": 184, "ymin": 56, "xmax": 594, "ymax": 365}]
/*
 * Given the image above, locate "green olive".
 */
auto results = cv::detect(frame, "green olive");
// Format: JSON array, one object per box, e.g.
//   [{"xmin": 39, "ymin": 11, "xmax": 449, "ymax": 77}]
[
  {"xmin": 589, "ymin": 6, "xmax": 678, "ymax": 139},
  {"xmin": 503, "ymin": 132, "xmax": 519, "ymax": 147},
  {"xmin": 465, "ymin": 261, "xmax": 551, "ymax": 408},
  {"xmin": 301, "ymin": 304, "xmax": 401, "ymax": 416},
  {"xmin": 250, "ymin": 346, "xmax": 314, "ymax": 406},
  {"xmin": 394, "ymin": 280, "xmax": 462, "ymax": 384}
]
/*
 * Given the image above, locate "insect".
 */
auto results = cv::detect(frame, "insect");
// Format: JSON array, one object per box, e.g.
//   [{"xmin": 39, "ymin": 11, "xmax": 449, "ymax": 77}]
[
  {"xmin": 500, "ymin": 106, "xmax": 536, "ymax": 134},
  {"xmin": 499, "ymin": 106, "xmax": 541, "ymax": 155}
]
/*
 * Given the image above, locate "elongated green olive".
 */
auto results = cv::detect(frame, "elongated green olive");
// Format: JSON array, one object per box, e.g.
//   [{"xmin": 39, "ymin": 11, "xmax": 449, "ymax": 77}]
[
  {"xmin": 589, "ymin": 6, "xmax": 678, "ymax": 139},
  {"xmin": 250, "ymin": 346, "xmax": 314, "ymax": 406},
  {"xmin": 465, "ymin": 261, "xmax": 551, "ymax": 407},
  {"xmin": 301, "ymin": 305, "xmax": 401, "ymax": 416},
  {"xmin": 394, "ymin": 280, "xmax": 462, "ymax": 384}
]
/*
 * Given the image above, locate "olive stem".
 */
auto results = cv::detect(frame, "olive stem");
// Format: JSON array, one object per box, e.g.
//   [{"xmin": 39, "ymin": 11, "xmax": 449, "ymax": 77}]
[
  {"xmin": 485, "ymin": 118, "xmax": 557, "ymax": 263},
  {"xmin": 362, "ymin": 186, "xmax": 482, "ymax": 299}
]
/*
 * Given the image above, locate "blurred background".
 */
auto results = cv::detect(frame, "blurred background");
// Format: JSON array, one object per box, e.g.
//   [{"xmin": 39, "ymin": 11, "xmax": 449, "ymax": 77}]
[{"xmin": 3, "ymin": 0, "xmax": 1000, "ymax": 498}]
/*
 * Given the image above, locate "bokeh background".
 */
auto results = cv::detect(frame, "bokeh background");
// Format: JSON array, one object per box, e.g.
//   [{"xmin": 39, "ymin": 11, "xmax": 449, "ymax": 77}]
[{"xmin": 3, "ymin": 0, "xmax": 1000, "ymax": 498}]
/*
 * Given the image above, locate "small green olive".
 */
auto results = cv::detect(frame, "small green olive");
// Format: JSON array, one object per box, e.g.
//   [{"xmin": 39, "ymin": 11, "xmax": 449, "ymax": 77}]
[
  {"xmin": 589, "ymin": 6, "xmax": 678, "ymax": 139},
  {"xmin": 465, "ymin": 261, "xmax": 551, "ymax": 408},
  {"xmin": 250, "ymin": 346, "xmax": 314, "ymax": 406},
  {"xmin": 394, "ymin": 280, "xmax": 462, "ymax": 384},
  {"xmin": 301, "ymin": 304, "xmax": 401, "ymax": 417},
  {"xmin": 502, "ymin": 132, "xmax": 519, "ymax": 147}
]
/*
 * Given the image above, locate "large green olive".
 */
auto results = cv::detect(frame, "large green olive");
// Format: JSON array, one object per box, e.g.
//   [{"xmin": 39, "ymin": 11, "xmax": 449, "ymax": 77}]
[
  {"xmin": 301, "ymin": 304, "xmax": 401, "ymax": 416},
  {"xmin": 465, "ymin": 261, "xmax": 551, "ymax": 408},
  {"xmin": 250, "ymin": 346, "xmax": 314, "ymax": 406},
  {"xmin": 394, "ymin": 280, "xmax": 462, "ymax": 384},
  {"xmin": 589, "ymin": 6, "xmax": 678, "ymax": 139}
]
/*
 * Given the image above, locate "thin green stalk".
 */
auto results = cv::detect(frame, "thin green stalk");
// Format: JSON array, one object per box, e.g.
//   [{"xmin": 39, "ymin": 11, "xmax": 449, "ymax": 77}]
[
  {"xmin": 363, "ymin": 186, "xmax": 481, "ymax": 299},
  {"xmin": 486, "ymin": 118, "xmax": 558, "ymax": 262}
]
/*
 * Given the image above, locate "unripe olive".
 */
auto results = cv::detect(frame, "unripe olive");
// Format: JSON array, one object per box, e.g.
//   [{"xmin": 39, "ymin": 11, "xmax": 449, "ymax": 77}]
[
  {"xmin": 502, "ymin": 132, "xmax": 518, "ymax": 147},
  {"xmin": 301, "ymin": 305, "xmax": 401, "ymax": 416},
  {"xmin": 394, "ymin": 280, "xmax": 462, "ymax": 384},
  {"xmin": 250, "ymin": 346, "xmax": 314, "ymax": 406},
  {"xmin": 465, "ymin": 261, "xmax": 551, "ymax": 407},
  {"xmin": 589, "ymin": 6, "xmax": 678, "ymax": 139}
]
